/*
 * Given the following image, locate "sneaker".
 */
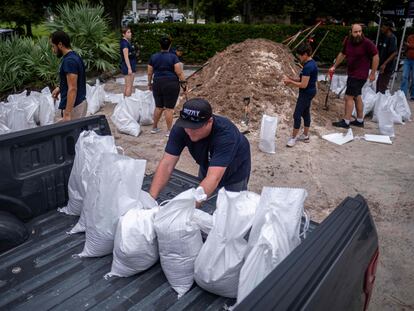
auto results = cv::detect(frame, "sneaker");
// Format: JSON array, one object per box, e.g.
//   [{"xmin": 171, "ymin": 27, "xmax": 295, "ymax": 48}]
[
  {"xmin": 297, "ymin": 134, "xmax": 310, "ymax": 143},
  {"xmin": 165, "ymin": 131, "xmax": 170, "ymax": 137},
  {"xmin": 350, "ymin": 119, "xmax": 364, "ymax": 127},
  {"xmin": 150, "ymin": 128, "xmax": 161, "ymax": 134},
  {"xmin": 286, "ymin": 137, "xmax": 296, "ymax": 147},
  {"xmin": 332, "ymin": 119, "xmax": 350, "ymax": 129}
]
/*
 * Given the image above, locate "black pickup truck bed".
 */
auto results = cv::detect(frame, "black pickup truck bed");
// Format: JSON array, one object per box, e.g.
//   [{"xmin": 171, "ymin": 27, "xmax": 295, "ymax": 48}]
[{"xmin": 0, "ymin": 116, "xmax": 378, "ymax": 311}]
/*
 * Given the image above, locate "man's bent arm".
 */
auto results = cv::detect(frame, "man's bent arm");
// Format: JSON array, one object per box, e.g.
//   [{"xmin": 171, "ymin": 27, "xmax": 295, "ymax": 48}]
[
  {"xmin": 199, "ymin": 166, "xmax": 227, "ymax": 199},
  {"xmin": 331, "ymin": 52, "xmax": 346, "ymax": 71},
  {"xmin": 149, "ymin": 152, "xmax": 180, "ymax": 200},
  {"xmin": 64, "ymin": 73, "xmax": 78, "ymax": 120}
]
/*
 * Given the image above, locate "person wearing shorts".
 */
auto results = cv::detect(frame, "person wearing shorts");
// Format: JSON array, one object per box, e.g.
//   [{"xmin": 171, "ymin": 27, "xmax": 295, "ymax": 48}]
[
  {"xmin": 330, "ymin": 24, "xmax": 379, "ymax": 128},
  {"xmin": 147, "ymin": 37, "xmax": 186, "ymax": 137},
  {"xmin": 120, "ymin": 27, "xmax": 137, "ymax": 97}
]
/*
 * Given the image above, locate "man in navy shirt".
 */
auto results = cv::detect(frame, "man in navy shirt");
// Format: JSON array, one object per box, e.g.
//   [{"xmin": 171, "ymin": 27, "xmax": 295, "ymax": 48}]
[
  {"xmin": 149, "ymin": 98, "xmax": 251, "ymax": 201},
  {"xmin": 50, "ymin": 31, "xmax": 87, "ymax": 121}
]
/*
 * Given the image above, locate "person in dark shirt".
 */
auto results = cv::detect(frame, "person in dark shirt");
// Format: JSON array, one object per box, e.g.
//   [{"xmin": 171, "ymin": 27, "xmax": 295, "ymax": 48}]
[
  {"xmin": 120, "ymin": 27, "xmax": 137, "ymax": 97},
  {"xmin": 149, "ymin": 98, "xmax": 251, "ymax": 201},
  {"xmin": 377, "ymin": 21, "xmax": 398, "ymax": 94},
  {"xmin": 283, "ymin": 44, "xmax": 318, "ymax": 147},
  {"xmin": 148, "ymin": 37, "xmax": 186, "ymax": 136},
  {"xmin": 329, "ymin": 24, "xmax": 379, "ymax": 128},
  {"xmin": 50, "ymin": 31, "xmax": 87, "ymax": 122}
]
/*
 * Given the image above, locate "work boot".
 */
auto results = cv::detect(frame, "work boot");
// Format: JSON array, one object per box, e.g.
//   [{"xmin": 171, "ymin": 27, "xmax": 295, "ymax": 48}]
[
  {"xmin": 332, "ymin": 119, "xmax": 350, "ymax": 129},
  {"xmin": 350, "ymin": 119, "xmax": 364, "ymax": 127}
]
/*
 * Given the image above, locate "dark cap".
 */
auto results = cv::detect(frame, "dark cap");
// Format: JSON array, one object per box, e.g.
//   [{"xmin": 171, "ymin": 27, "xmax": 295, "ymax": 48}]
[
  {"xmin": 176, "ymin": 45, "xmax": 184, "ymax": 51},
  {"xmin": 175, "ymin": 98, "xmax": 212, "ymax": 129},
  {"xmin": 383, "ymin": 20, "xmax": 396, "ymax": 31}
]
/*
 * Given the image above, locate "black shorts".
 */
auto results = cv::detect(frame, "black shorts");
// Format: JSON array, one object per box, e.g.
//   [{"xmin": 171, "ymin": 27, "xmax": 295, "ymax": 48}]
[
  {"xmin": 345, "ymin": 77, "xmax": 366, "ymax": 97},
  {"xmin": 152, "ymin": 78, "xmax": 180, "ymax": 109}
]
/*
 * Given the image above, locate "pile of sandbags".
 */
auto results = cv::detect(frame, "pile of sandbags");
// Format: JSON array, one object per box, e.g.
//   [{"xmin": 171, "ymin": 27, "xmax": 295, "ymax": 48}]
[
  {"xmin": 111, "ymin": 89, "xmax": 155, "ymax": 136},
  {"xmin": 0, "ymin": 87, "xmax": 55, "ymax": 134}
]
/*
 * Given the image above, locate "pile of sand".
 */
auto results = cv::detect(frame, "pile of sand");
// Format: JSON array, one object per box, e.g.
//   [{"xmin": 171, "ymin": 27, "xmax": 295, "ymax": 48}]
[{"xmin": 180, "ymin": 38, "xmax": 342, "ymax": 131}]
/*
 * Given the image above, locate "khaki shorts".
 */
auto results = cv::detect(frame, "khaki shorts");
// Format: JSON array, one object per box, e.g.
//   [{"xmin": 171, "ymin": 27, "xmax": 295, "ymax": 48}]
[{"xmin": 56, "ymin": 100, "xmax": 88, "ymax": 122}]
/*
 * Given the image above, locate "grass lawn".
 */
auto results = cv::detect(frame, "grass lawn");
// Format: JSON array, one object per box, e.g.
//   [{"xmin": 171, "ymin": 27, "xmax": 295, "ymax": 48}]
[{"xmin": 0, "ymin": 22, "xmax": 49, "ymax": 38}]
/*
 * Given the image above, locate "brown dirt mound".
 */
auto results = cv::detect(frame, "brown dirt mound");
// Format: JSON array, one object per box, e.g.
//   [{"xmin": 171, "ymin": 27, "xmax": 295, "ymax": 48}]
[{"xmin": 179, "ymin": 38, "xmax": 342, "ymax": 131}]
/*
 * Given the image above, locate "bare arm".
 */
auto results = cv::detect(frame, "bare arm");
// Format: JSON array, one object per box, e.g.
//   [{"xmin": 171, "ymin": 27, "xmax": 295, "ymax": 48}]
[
  {"xmin": 368, "ymin": 54, "xmax": 379, "ymax": 81},
  {"xmin": 149, "ymin": 152, "xmax": 180, "ymax": 200},
  {"xmin": 147, "ymin": 65, "xmax": 154, "ymax": 90},
  {"xmin": 123, "ymin": 48, "xmax": 132, "ymax": 74},
  {"xmin": 329, "ymin": 52, "xmax": 346, "ymax": 73},
  {"xmin": 199, "ymin": 166, "xmax": 227, "ymax": 199},
  {"xmin": 174, "ymin": 62, "xmax": 185, "ymax": 81},
  {"xmin": 63, "ymin": 73, "xmax": 78, "ymax": 121},
  {"xmin": 379, "ymin": 51, "xmax": 397, "ymax": 72},
  {"xmin": 284, "ymin": 75, "xmax": 310, "ymax": 89}
]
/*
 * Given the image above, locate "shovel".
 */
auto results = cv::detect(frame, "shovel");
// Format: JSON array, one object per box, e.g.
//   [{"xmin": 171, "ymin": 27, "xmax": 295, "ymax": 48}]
[{"xmin": 323, "ymin": 70, "xmax": 334, "ymax": 110}]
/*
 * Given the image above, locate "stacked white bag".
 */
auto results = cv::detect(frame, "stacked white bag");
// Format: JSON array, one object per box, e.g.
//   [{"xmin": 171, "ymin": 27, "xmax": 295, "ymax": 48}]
[
  {"xmin": 237, "ymin": 187, "xmax": 308, "ymax": 304},
  {"xmin": 59, "ymin": 130, "xmax": 117, "ymax": 217},
  {"xmin": 86, "ymin": 80, "xmax": 106, "ymax": 115},
  {"xmin": 105, "ymin": 191, "xmax": 159, "ymax": 278},
  {"xmin": 194, "ymin": 189, "xmax": 260, "ymax": 298},
  {"xmin": 77, "ymin": 153, "xmax": 147, "ymax": 257},
  {"xmin": 111, "ymin": 96, "xmax": 141, "ymax": 136},
  {"xmin": 154, "ymin": 188, "xmax": 203, "ymax": 298},
  {"xmin": 372, "ymin": 90, "xmax": 411, "ymax": 124},
  {"xmin": 259, "ymin": 115, "xmax": 278, "ymax": 154},
  {"xmin": 111, "ymin": 89, "xmax": 155, "ymax": 136}
]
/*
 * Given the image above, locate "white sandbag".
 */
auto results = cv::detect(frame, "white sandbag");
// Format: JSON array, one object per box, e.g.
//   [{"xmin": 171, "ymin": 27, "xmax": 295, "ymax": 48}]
[
  {"xmin": 111, "ymin": 98, "xmax": 141, "ymax": 137},
  {"xmin": 86, "ymin": 81, "xmax": 105, "ymax": 115},
  {"xmin": 38, "ymin": 87, "xmax": 55, "ymax": 126},
  {"xmin": 0, "ymin": 122, "xmax": 11, "ymax": 134},
  {"xmin": 322, "ymin": 128, "xmax": 354, "ymax": 146},
  {"xmin": 372, "ymin": 92, "xmax": 403, "ymax": 124},
  {"xmin": 248, "ymin": 187, "xmax": 308, "ymax": 254},
  {"xmin": 60, "ymin": 130, "xmax": 117, "ymax": 217},
  {"xmin": 393, "ymin": 90, "xmax": 411, "ymax": 122},
  {"xmin": 237, "ymin": 212, "xmax": 291, "ymax": 304},
  {"xmin": 105, "ymin": 92, "xmax": 124, "ymax": 104},
  {"xmin": 78, "ymin": 153, "xmax": 147, "ymax": 257},
  {"xmin": 132, "ymin": 89, "xmax": 155, "ymax": 125},
  {"xmin": 105, "ymin": 207, "xmax": 159, "ymax": 278},
  {"xmin": 259, "ymin": 114, "xmax": 278, "ymax": 154},
  {"xmin": 154, "ymin": 188, "xmax": 203, "ymax": 298},
  {"xmin": 194, "ymin": 189, "xmax": 259, "ymax": 298},
  {"xmin": 192, "ymin": 209, "xmax": 214, "ymax": 234},
  {"xmin": 7, "ymin": 90, "xmax": 27, "ymax": 103},
  {"xmin": 378, "ymin": 110, "xmax": 395, "ymax": 137},
  {"xmin": 237, "ymin": 187, "xmax": 307, "ymax": 303}
]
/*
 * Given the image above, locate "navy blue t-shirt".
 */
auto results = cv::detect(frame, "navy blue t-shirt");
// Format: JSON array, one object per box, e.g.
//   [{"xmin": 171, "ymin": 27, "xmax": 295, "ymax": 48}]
[
  {"xmin": 120, "ymin": 38, "xmax": 137, "ymax": 71},
  {"xmin": 299, "ymin": 59, "xmax": 318, "ymax": 96},
  {"xmin": 59, "ymin": 51, "xmax": 86, "ymax": 110},
  {"xmin": 149, "ymin": 51, "xmax": 180, "ymax": 81},
  {"xmin": 165, "ymin": 115, "xmax": 251, "ymax": 187}
]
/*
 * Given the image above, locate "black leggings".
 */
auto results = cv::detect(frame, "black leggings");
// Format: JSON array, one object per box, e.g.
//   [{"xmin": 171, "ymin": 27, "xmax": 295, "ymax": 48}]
[{"xmin": 293, "ymin": 92, "xmax": 315, "ymax": 129}]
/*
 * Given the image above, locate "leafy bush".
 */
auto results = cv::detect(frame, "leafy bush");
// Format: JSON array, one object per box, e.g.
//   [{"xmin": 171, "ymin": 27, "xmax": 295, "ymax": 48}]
[
  {"xmin": 46, "ymin": 3, "xmax": 119, "ymax": 73},
  {"xmin": 131, "ymin": 23, "xmax": 379, "ymax": 64},
  {"xmin": 0, "ymin": 36, "xmax": 33, "ymax": 93},
  {"xmin": 0, "ymin": 36, "xmax": 59, "ymax": 94}
]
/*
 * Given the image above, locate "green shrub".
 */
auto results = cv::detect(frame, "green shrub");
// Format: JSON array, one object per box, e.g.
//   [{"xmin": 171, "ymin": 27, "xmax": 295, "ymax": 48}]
[
  {"xmin": 0, "ymin": 36, "xmax": 33, "ymax": 93},
  {"xmin": 131, "ymin": 23, "xmax": 379, "ymax": 64},
  {"xmin": 46, "ymin": 3, "xmax": 119, "ymax": 73}
]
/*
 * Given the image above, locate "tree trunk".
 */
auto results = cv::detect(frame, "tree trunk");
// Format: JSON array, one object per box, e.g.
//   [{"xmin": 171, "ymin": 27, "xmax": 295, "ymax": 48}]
[
  {"xmin": 101, "ymin": 0, "xmax": 128, "ymax": 31},
  {"xmin": 25, "ymin": 22, "xmax": 32, "ymax": 37},
  {"xmin": 242, "ymin": 0, "xmax": 251, "ymax": 24},
  {"xmin": 193, "ymin": 0, "xmax": 198, "ymax": 24}
]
